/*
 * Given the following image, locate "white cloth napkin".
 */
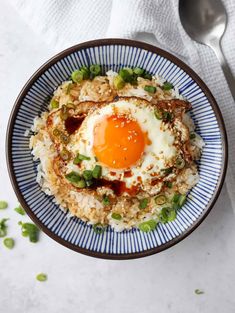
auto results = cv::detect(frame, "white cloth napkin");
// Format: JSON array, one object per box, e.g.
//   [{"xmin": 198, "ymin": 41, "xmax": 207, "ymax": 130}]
[{"xmin": 9, "ymin": 0, "xmax": 235, "ymax": 210}]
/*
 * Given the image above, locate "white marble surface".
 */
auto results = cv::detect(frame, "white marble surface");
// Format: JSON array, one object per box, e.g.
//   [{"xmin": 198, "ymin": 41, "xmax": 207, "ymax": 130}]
[{"xmin": 0, "ymin": 1, "xmax": 235, "ymax": 312}]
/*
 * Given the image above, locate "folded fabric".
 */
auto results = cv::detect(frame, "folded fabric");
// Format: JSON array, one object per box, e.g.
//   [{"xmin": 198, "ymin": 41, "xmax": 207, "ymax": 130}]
[{"xmin": 9, "ymin": 0, "xmax": 235, "ymax": 210}]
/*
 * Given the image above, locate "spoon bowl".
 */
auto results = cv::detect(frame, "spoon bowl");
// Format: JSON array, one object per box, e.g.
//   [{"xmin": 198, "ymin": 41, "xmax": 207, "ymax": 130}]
[
  {"xmin": 179, "ymin": 0, "xmax": 235, "ymax": 99},
  {"xmin": 179, "ymin": 0, "xmax": 227, "ymax": 45}
]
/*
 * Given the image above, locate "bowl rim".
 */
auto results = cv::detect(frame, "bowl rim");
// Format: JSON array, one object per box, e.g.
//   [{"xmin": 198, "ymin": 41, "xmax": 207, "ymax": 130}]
[{"xmin": 6, "ymin": 38, "xmax": 228, "ymax": 260}]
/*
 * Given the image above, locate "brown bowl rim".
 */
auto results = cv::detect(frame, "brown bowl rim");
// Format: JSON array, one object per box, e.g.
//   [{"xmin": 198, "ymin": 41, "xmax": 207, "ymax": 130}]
[{"xmin": 6, "ymin": 38, "xmax": 228, "ymax": 260}]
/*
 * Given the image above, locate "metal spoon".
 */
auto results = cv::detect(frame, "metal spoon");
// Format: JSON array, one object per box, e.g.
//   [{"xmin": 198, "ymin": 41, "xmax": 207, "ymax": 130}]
[{"xmin": 179, "ymin": 0, "xmax": 235, "ymax": 99}]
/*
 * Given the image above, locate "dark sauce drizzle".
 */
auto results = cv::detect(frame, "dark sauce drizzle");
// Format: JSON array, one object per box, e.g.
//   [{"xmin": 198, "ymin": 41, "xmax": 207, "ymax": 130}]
[
  {"xmin": 91, "ymin": 179, "xmax": 139, "ymax": 196},
  {"xmin": 65, "ymin": 116, "xmax": 85, "ymax": 134}
]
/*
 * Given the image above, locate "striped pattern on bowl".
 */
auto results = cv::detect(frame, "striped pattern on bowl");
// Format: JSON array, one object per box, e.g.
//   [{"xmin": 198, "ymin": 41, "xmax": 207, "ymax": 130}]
[{"xmin": 7, "ymin": 39, "xmax": 227, "ymax": 259}]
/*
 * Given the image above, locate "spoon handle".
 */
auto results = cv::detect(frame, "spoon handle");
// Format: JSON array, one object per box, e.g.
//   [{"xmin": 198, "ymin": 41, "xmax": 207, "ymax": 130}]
[{"xmin": 210, "ymin": 41, "xmax": 235, "ymax": 100}]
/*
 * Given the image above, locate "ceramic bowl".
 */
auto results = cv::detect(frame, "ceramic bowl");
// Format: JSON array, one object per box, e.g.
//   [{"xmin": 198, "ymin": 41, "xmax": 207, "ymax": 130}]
[{"xmin": 6, "ymin": 39, "xmax": 228, "ymax": 259}]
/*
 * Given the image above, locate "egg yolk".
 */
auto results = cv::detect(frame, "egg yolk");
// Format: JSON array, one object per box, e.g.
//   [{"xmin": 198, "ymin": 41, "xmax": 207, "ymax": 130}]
[{"xmin": 93, "ymin": 115, "xmax": 146, "ymax": 169}]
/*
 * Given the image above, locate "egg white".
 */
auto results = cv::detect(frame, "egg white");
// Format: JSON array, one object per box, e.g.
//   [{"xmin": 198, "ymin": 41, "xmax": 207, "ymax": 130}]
[{"xmin": 66, "ymin": 98, "xmax": 179, "ymax": 190}]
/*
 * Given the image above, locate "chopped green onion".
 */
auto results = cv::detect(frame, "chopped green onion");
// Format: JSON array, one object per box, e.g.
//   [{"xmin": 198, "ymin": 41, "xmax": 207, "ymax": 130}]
[
  {"xmin": 111, "ymin": 213, "xmax": 122, "ymax": 220},
  {"xmin": 0, "ymin": 201, "xmax": 8, "ymax": 210},
  {"xmin": 92, "ymin": 165, "xmax": 102, "ymax": 179},
  {"xmin": 76, "ymin": 179, "xmax": 86, "ymax": 188},
  {"xmin": 80, "ymin": 66, "xmax": 90, "ymax": 79},
  {"xmin": 171, "ymin": 193, "xmax": 187, "ymax": 210},
  {"xmin": 60, "ymin": 105, "xmax": 69, "ymax": 120},
  {"xmin": 60, "ymin": 148, "xmax": 70, "ymax": 161},
  {"xmin": 154, "ymin": 108, "xmax": 163, "ymax": 120},
  {"xmin": 190, "ymin": 132, "xmax": 196, "ymax": 139},
  {"xmin": 162, "ymin": 82, "xmax": 174, "ymax": 90},
  {"xmin": 167, "ymin": 208, "xmax": 177, "ymax": 222},
  {"xmin": 53, "ymin": 128, "xmax": 61, "ymax": 136},
  {"xmin": 65, "ymin": 171, "xmax": 81, "ymax": 184},
  {"xmin": 66, "ymin": 102, "xmax": 75, "ymax": 109},
  {"xmin": 86, "ymin": 180, "xmax": 94, "ymax": 187},
  {"xmin": 172, "ymin": 202, "xmax": 180, "ymax": 211},
  {"xmin": 18, "ymin": 221, "xmax": 39, "ymax": 243},
  {"xmin": 73, "ymin": 155, "xmax": 81, "ymax": 165},
  {"xmin": 178, "ymin": 194, "xmax": 187, "ymax": 207},
  {"xmin": 165, "ymin": 181, "xmax": 173, "ymax": 188},
  {"xmin": 172, "ymin": 193, "xmax": 187, "ymax": 208},
  {"xmin": 22, "ymin": 230, "xmax": 28, "ymax": 237},
  {"xmin": 139, "ymin": 223, "xmax": 151, "ymax": 232},
  {"xmin": 161, "ymin": 167, "xmax": 173, "ymax": 175},
  {"xmin": 93, "ymin": 223, "xmax": 105, "ymax": 234},
  {"xmin": 14, "ymin": 206, "xmax": 25, "ymax": 216},
  {"xmin": 78, "ymin": 154, "xmax": 91, "ymax": 161},
  {"xmin": 172, "ymin": 193, "xmax": 181, "ymax": 204},
  {"xmin": 133, "ymin": 67, "xmax": 145, "ymax": 76},
  {"xmin": 65, "ymin": 173, "xmax": 85, "ymax": 188},
  {"xmin": 139, "ymin": 198, "xmax": 148, "ymax": 209},
  {"xmin": 138, "ymin": 220, "xmax": 157, "ymax": 232},
  {"xmin": 103, "ymin": 195, "xmax": 110, "ymax": 206},
  {"xmin": 66, "ymin": 83, "xmax": 72, "ymax": 95},
  {"xmin": 144, "ymin": 85, "xmax": 156, "ymax": 93},
  {"xmin": 195, "ymin": 289, "xmax": 204, "ymax": 295},
  {"xmin": 175, "ymin": 156, "xmax": 185, "ymax": 169},
  {"xmin": 3, "ymin": 238, "xmax": 14, "ymax": 249},
  {"xmin": 83, "ymin": 170, "xmax": 93, "ymax": 181},
  {"xmin": 36, "ymin": 273, "xmax": 47, "ymax": 282},
  {"xmin": 60, "ymin": 133, "xmax": 70, "ymax": 144},
  {"xmin": 143, "ymin": 72, "xmax": 152, "ymax": 80},
  {"xmin": 90, "ymin": 64, "xmax": 101, "ymax": 77},
  {"xmin": 159, "ymin": 207, "xmax": 169, "ymax": 223},
  {"xmin": 73, "ymin": 153, "xmax": 91, "ymax": 164},
  {"xmin": 131, "ymin": 75, "xmax": 138, "ymax": 85},
  {"xmin": 0, "ymin": 218, "xmax": 8, "ymax": 237},
  {"xmin": 162, "ymin": 111, "xmax": 174, "ymax": 122},
  {"xmin": 71, "ymin": 70, "xmax": 83, "ymax": 83},
  {"xmin": 155, "ymin": 195, "xmax": 167, "ymax": 205},
  {"xmin": 121, "ymin": 67, "xmax": 137, "ymax": 84},
  {"xmin": 119, "ymin": 68, "xmax": 133, "ymax": 83},
  {"xmin": 50, "ymin": 98, "xmax": 59, "ymax": 109},
  {"xmin": 113, "ymin": 75, "xmax": 125, "ymax": 89},
  {"xmin": 124, "ymin": 67, "xmax": 133, "ymax": 75},
  {"xmin": 147, "ymin": 219, "xmax": 157, "ymax": 229},
  {"xmin": 159, "ymin": 207, "xmax": 176, "ymax": 223}
]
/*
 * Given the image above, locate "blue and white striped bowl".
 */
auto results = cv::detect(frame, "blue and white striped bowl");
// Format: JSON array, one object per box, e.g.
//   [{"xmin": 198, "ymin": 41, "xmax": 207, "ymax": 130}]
[{"xmin": 6, "ymin": 39, "xmax": 227, "ymax": 259}]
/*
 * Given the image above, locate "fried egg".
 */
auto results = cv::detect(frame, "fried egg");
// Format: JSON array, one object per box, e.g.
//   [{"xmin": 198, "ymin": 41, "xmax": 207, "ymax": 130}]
[{"xmin": 66, "ymin": 97, "xmax": 181, "ymax": 193}]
